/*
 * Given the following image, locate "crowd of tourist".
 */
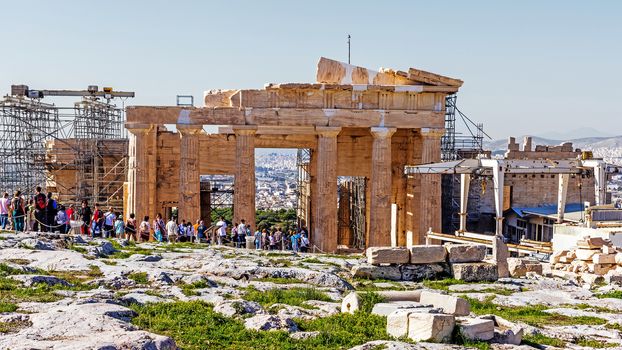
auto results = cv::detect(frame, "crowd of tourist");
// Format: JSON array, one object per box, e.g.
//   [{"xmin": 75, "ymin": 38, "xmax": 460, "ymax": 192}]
[{"xmin": 0, "ymin": 186, "xmax": 313, "ymax": 252}]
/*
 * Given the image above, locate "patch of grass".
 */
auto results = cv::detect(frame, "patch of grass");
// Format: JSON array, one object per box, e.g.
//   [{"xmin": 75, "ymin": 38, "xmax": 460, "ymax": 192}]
[
  {"xmin": 453, "ymin": 328, "xmax": 490, "ymax": 350},
  {"xmin": 522, "ymin": 333, "xmax": 566, "ymax": 347},
  {"xmin": 423, "ymin": 278, "xmax": 467, "ymax": 291},
  {"xmin": 321, "ymin": 254, "xmax": 363, "ymax": 260},
  {"xmin": 358, "ymin": 292, "xmax": 386, "ymax": 314},
  {"xmin": 465, "ymin": 296, "xmax": 606, "ymax": 327},
  {"xmin": 268, "ymin": 258, "xmax": 293, "ymax": 267},
  {"xmin": 244, "ymin": 286, "xmax": 332, "ymax": 309},
  {"xmin": 265, "ymin": 252, "xmax": 292, "ymax": 257},
  {"xmin": 101, "ymin": 259, "xmax": 117, "ymax": 266},
  {"xmin": 131, "ymin": 300, "xmax": 390, "ymax": 350},
  {"xmin": 69, "ymin": 245, "xmax": 88, "ymax": 254},
  {"xmin": 576, "ymin": 336, "xmax": 616, "ymax": 348},
  {"xmin": 255, "ymin": 277, "xmax": 306, "ymax": 284},
  {"xmin": 0, "ymin": 302, "xmax": 17, "ymax": 313},
  {"xmin": 301, "ymin": 258, "xmax": 323, "ymax": 264},
  {"xmin": 5, "ymin": 259, "xmax": 30, "ymax": 265},
  {"xmin": 0, "ymin": 320, "xmax": 30, "ymax": 333},
  {"xmin": 597, "ymin": 291, "xmax": 622, "ymax": 299},
  {"xmin": 180, "ymin": 280, "xmax": 211, "ymax": 296},
  {"xmin": 128, "ymin": 272, "xmax": 148, "ymax": 284},
  {"xmin": 606, "ymin": 322, "xmax": 622, "ymax": 331},
  {"xmin": 87, "ymin": 265, "xmax": 103, "ymax": 278},
  {"xmin": 106, "ymin": 240, "xmax": 154, "ymax": 259}
]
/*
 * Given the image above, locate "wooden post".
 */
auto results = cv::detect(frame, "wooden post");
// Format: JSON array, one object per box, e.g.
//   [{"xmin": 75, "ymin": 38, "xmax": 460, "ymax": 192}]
[
  {"xmin": 369, "ymin": 127, "xmax": 396, "ymax": 247},
  {"xmin": 313, "ymin": 126, "xmax": 340, "ymax": 253},
  {"xmin": 233, "ymin": 126, "xmax": 257, "ymax": 231},
  {"xmin": 178, "ymin": 125, "xmax": 203, "ymax": 223}
]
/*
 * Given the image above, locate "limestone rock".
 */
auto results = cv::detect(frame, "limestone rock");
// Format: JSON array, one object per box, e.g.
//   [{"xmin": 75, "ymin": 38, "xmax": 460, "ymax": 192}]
[
  {"xmin": 387, "ymin": 309, "xmax": 412, "ymax": 339},
  {"xmin": 8, "ymin": 274, "xmax": 70, "ymax": 287},
  {"xmin": 445, "ymin": 244, "xmax": 486, "ymax": 263},
  {"xmin": 457, "ymin": 317, "xmax": 494, "ymax": 341},
  {"xmin": 491, "ymin": 327, "xmax": 523, "ymax": 345},
  {"xmin": 400, "ymin": 263, "xmax": 447, "ymax": 281},
  {"xmin": 409, "ymin": 245, "xmax": 447, "ymax": 264},
  {"xmin": 371, "ymin": 302, "xmax": 438, "ymax": 316},
  {"xmin": 351, "ymin": 263, "xmax": 401, "ymax": 281},
  {"xmin": 419, "ymin": 291, "xmax": 470, "ymax": 316},
  {"xmin": 507, "ymin": 258, "xmax": 528, "ymax": 277},
  {"xmin": 367, "ymin": 247, "xmax": 410, "ymax": 265},
  {"xmin": 120, "ymin": 292, "xmax": 167, "ymax": 306},
  {"xmin": 243, "ymin": 314, "xmax": 298, "ymax": 332},
  {"xmin": 129, "ymin": 254, "xmax": 163, "ymax": 262},
  {"xmin": 407, "ymin": 313, "xmax": 455, "ymax": 342},
  {"xmin": 348, "ymin": 340, "xmax": 464, "ymax": 350},
  {"xmin": 550, "ymin": 250, "xmax": 569, "ymax": 264},
  {"xmin": 213, "ymin": 299, "xmax": 266, "ymax": 318},
  {"xmin": 451, "ymin": 262, "xmax": 498, "ymax": 282},
  {"xmin": 19, "ymin": 238, "xmax": 56, "ymax": 250},
  {"xmin": 289, "ymin": 331, "xmax": 320, "ymax": 340}
]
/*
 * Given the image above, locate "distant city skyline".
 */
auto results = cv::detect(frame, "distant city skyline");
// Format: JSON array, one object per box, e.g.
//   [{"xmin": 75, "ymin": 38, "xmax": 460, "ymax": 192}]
[{"xmin": 1, "ymin": 1, "xmax": 620, "ymax": 139}]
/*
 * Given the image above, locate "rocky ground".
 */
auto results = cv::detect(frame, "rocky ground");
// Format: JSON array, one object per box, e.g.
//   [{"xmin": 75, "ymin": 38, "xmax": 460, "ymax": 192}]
[{"xmin": 0, "ymin": 232, "xmax": 621, "ymax": 349}]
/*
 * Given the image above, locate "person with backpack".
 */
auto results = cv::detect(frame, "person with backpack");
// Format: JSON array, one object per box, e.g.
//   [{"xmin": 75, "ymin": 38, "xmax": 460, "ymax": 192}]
[
  {"xmin": 91, "ymin": 203, "xmax": 104, "ymax": 237},
  {"xmin": 125, "ymin": 213, "xmax": 137, "ymax": 241},
  {"xmin": 139, "ymin": 216, "xmax": 151, "ymax": 242},
  {"xmin": 299, "ymin": 233, "xmax": 310, "ymax": 253},
  {"xmin": 45, "ymin": 193, "xmax": 58, "ymax": 232},
  {"xmin": 80, "ymin": 200, "xmax": 92, "ymax": 236},
  {"xmin": 33, "ymin": 187, "xmax": 47, "ymax": 232},
  {"xmin": 114, "ymin": 214, "xmax": 125, "ymax": 238},
  {"xmin": 10, "ymin": 191, "xmax": 25, "ymax": 232}
]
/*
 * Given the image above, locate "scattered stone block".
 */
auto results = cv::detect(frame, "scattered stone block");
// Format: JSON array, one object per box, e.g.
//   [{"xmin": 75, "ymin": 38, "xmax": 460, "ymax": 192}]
[
  {"xmin": 492, "ymin": 327, "xmax": 523, "ymax": 345},
  {"xmin": 580, "ymin": 273, "xmax": 604, "ymax": 285},
  {"xmin": 371, "ymin": 302, "xmax": 438, "ymax": 316},
  {"xmin": 605, "ymin": 271, "xmax": 622, "ymax": 284},
  {"xmin": 386, "ymin": 309, "xmax": 411, "ymax": 339},
  {"xmin": 409, "ymin": 245, "xmax": 447, "ymax": 264},
  {"xmin": 400, "ymin": 263, "xmax": 446, "ymax": 281},
  {"xmin": 407, "ymin": 313, "xmax": 455, "ymax": 342},
  {"xmin": 243, "ymin": 314, "xmax": 298, "ymax": 332},
  {"xmin": 577, "ymin": 237, "xmax": 608, "ymax": 249},
  {"xmin": 507, "ymin": 258, "xmax": 527, "ymax": 277},
  {"xmin": 341, "ymin": 292, "xmax": 362, "ymax": 314},
  {"xmin": 457, "ymin": 317, "xmax": 494, "ymax": 341},
  {"xmin": 615, "ymin": 253, "xmax": 622, "ymax": 265},
  {"xmin": 603, "ymin": 245, "xmax": 618, "ymax": 255},
  {"xmin": 550, "ymin": 250, "xmax": 568, "ymax": 264},
  {"xmin": 524, "ymin": 262, "xmax": 543, "ymax": 275},
  {"xmin": 366, "ymin": 247, "xmax": 410, "ymax": 265},
  {"xmin": 445, "ymin": 244, "xmax": 486, "ymax": 263},
  {"xmin": 451, "ymin": 262, "xmax": 498, "ymax": 282},
  {"xmin": 593, "ymin": 263, "xmax": 615, "ymax": 276},
  {"xmin": 575, "ymin": 248, "xmax": 599, "ymax": 261},
  {"xmin": 593, "ymin": 254, "xmax": 616, "ymax": 265},
  {"xmin": 351, "ymin": 264, "xmax": 401, "ymax": 281},
  {"xmin": 419, "ymin": 290, "xmax": 470, "ymax": 316}
]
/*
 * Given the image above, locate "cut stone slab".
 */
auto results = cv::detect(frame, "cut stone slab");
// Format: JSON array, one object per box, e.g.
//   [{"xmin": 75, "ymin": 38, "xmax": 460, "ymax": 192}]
[
  {"xmin": 407, "ymin": 313, "xmax": 455, "ymax": 342},
  {"xmin": 448, "ymin": 283, "xmax": 521, "ymax": 293},
  {"xmin": 593, "ymin": 253, "xmax": 616, "ymax": 264},
  {"xmin": 550, "ymin": 250, "xmax": 569, "ymax": 264},
  {"xmin": 457, "ymin": 317, "xmax": 494, "ymax": 341},
  {"xmin": 419, "ymin": 291, "xmax": 470, "ymax": 316},
  {"xmin": 372, "ymin": 302, "xmax": 439, "ymax": 317},
  {"xmin": 492, "ymin": 327, "xmax": 523, "ymax": 345},
  {"xmin": 575, "ymin": 248, "xmax": 600, "ymax": 261},
  {"xmin": 451, "ymin": 262, "xmax": 498, "ymax": 282},
  {"xmin": 603, "ymin": 245, "xmax": 617, "ymax": 255},
  {"xmin": 445, "ymin": 244, "xmax": 486, "ymax": 263},
  {"xmin": 507, "ymin": 258, "xmax": 527, "ymax": 277},
  {"xmin": 342, "ymin": 291, "xmax": 423, "ymax": 313},
  {"xmin": 409, "ymin": 245, "xmax": 447, "ymax": 264},
  {"xmin": 577, "ymin": 237, "xmax": 608, "ymax": 249},
  {"xmin": 367, "ymin": 247, "xmax": 410, "ymax": 265},
  {"xmin": 351, "ymin": 263, "xmax": 401, "ymax": 281},
  {"xmin": 387, "ymin": 309, "xmax": 412, "ymax": 339},
  {"xmin": 243, "ymin": 314, "xmax": 298, "ymax": 332}
]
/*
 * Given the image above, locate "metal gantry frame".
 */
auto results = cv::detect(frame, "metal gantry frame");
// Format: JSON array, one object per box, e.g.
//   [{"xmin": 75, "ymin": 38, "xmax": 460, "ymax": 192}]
[{"xmin": 0, "ymin": 85, "xmax": 132, "ymax": 204}]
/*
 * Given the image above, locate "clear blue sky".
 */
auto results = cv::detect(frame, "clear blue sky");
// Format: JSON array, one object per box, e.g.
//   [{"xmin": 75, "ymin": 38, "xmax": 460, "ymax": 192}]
[{"xmin": 2, "ymin": 0, "xmax": 620, "ymax": 139}]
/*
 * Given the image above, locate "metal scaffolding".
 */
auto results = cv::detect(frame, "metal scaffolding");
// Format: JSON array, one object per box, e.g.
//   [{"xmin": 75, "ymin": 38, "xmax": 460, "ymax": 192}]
[
  {"xmin": 0, "ymin": 85, "xmax": 132, "ymax": 204},
  {"xmin": 296, "ymin": 148, "xmax": 312, "ymax": 229}
]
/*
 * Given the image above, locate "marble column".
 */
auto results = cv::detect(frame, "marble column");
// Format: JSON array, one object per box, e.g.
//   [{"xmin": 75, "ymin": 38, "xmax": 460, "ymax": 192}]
[
  {"xmin": 313, "ymin": 126, "xmax": 340, "ymax": 253},
  {"xmin": 419, "ymin": 128, "xmax": 444, "ymax": 244},
  {"xmin": 178, "ymin": 125, "xmax": 203, "ymax": 223},
  {"xmin": 233, "ymin": 126, "xmax": 257, "ymax": 231},
  {"xmin": 126, "ymin": 124, "xmax": 153, "ymax": 220},
  {"xmin": 369, "ymin": 127, "xmax": 396, "ymax": 247}
]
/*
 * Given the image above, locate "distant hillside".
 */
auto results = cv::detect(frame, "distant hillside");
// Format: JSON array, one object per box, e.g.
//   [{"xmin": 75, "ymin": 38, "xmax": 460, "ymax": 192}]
[{"xmin": 484, "ymin": 135, "xmax": 622, "ymax": 165}]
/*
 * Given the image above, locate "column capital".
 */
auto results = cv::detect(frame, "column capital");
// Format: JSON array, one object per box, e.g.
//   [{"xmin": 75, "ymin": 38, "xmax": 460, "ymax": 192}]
[
  {"xmin": 232, "ymin": 125, "xmax": 258, "ymax": 136},
  {"xmin": 315, "ymin": 126, "xmax": 341, "ymax": 138},
  {"xmin": 125, "ymin": 123, "xmax": 155, "ymax": 135},
  {"xmin": 370, "ymin": 127, "xmax": 397, "ymax": 139},
  {"xmin": 420, "ymin": 128, "xmax": 445, "ymax": 138},
  {"xmin": 177, "ymin": 124, "xmax": 204, "ymax": 136}
]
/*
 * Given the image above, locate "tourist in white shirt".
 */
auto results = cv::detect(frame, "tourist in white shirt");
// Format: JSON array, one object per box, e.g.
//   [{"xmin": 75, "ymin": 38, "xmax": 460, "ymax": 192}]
[
  {"xmin": 166, "ymin": 217, "xmax": 179, "ymax": 243},
  {"xmin": 216, "ymin": 216, "xmax": 227, "ymax": 245},
  {"xmin": 0, "ymin": 193, "xmax": 9, "ymax": 230}
]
